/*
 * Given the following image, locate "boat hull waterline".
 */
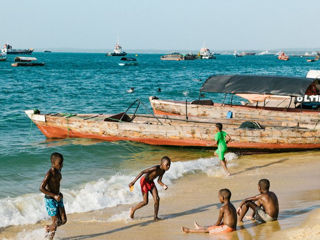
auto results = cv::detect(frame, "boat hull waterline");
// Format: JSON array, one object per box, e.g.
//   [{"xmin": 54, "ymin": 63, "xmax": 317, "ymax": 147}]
[{"xmin": 25, "ymin": 110, "xmax": 320, "ymax": 150}]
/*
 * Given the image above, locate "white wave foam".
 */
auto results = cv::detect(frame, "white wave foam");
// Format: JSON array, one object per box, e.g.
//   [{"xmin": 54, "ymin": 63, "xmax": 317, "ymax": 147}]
[
  {"xmin": 0, "ymin": 153, "xmax": 238, "ymax": 228},
  {"xmin": 107, "ymin": 210, "xmax": 131, "ymax": 223},
  {"xmin": 16, "ymin": 228, "xmax": 49, "ymax": 240}
]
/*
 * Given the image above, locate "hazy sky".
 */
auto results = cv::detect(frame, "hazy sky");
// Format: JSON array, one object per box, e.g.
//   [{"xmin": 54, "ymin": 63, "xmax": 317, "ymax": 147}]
[{"xmin": 2, "ymin": 0, "xmax": 320, "ymax": 51}]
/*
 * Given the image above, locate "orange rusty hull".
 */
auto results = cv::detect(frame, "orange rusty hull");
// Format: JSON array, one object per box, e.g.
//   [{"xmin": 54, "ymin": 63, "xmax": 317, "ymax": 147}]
[
  {"xmin": 34, "ymin": 123, "xmax": 320, "ymax": 150},
  {"xmin": 25, "ymin": 110, "xmax": 320, "ymax": 151}
]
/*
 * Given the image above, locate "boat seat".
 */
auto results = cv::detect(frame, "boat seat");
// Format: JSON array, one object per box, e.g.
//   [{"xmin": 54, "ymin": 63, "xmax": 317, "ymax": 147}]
[
  {"xmin": 191, "ymin": 100, "xmax": 214, "ymax": 106},
  {"xmin": 104, "ymin": 112, "xmax": 133, "ymax": 122}
]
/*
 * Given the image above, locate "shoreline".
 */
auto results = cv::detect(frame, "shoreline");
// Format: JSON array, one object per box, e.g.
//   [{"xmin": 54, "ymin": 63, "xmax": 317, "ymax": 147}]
[{"xmin": 1, "ymin": 151, "xmax": 320, "ymax": 240}]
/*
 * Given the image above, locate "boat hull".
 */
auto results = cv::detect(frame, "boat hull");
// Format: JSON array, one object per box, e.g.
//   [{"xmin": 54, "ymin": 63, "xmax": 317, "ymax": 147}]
[
  {"xmin": 149, "ymin": 97, "xmax": 320, "ymax": 128},
  {"xmin": 25, "ymin": 110, "xmax": 320, "ymax": 151},
  {"xmin": 7, "ymin": 49, "xmax": 33, "ymax": 54}
]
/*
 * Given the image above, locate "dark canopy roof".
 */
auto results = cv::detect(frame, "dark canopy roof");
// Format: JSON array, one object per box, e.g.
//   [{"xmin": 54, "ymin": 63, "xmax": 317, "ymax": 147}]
[{"xmin": 200, "ymin": 75, "xmax": 314, "ymax": 97}]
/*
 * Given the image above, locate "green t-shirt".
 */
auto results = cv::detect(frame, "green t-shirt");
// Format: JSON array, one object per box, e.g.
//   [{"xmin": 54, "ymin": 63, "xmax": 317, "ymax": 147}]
[{"xmin": 215, "ymin": 131, "xmax": 227, "ymax": 152}]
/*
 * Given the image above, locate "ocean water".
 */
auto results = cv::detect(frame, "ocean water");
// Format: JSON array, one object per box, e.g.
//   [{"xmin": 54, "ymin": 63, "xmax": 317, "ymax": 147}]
[{"xmin": 0, "ymin": 53, "xmax": 318, "ymax": 228}]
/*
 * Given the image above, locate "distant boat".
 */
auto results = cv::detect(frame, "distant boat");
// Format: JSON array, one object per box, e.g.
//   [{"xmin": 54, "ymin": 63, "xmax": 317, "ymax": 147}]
[
  {"xmin": 2, "ymin": 44, "xmax": 33, "ymax": 55},
  {"xmin": 0, "ymin": 52, "xmax": 7, "ymax": 61},
  {"xmin": 184, "ymin": 53, "xmax": 198, "ymax": 60},
  {"xmin": 233, "ymin": 51, "xmax": 243, "ymax": 57},
  {"xmin": 118, "ymin": 57, "xmax": 138, "ymax": 66},
  {"xmin": 278, "ymin": 51, "xmax": 289, "ymax": 61},
  {"xmin": 44, "ymin": 50, "xmax": 52, "ymax": 53},
  {"xmin": 257, "ymin": 50, "xmax": 273, "ymax": 56},
  {"xmin": 307, "ymin": 54, "xmax": 319, "ymax": 62},
  {"xmin": 14, "ymin": 57, "xmax": 37, "ymax": 62},
  {"xmin": 12, "ymin": 56, "xmax": 44, "ymax": 67},
  {"xmin": 199, "ymin": 48, "xmax": 215, "ymax": 59},
  {"xmin": 160, "ymin": 53, "xmax": 184, "ymax": 61},
  {"xmin": 12, "ymin": 62, "xmax": 45, "ymax": 67},
  {"xmin": 240, "ymin": 52, "xmax": 256, "ymax": 56},
  {"xmin": 106, "ymin": 42, "xmax": 127, "ymax": 56}
]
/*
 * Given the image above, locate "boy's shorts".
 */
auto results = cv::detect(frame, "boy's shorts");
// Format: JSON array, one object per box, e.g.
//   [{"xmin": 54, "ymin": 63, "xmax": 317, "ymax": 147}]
[
  {"xmin": 45, "ymin": 197, "xmax": 64, "ymax": 217},
  {"xmin": 215, "ymin": 149, "xmax": 226, "ymax": 161},
  {"xmin": 208, "ymin": 225, "xmax": 234, "ymax": 234},
  {"xmin": 140, "ymin": 176, "xmax": 155, "ymax": 194},
  {"xmin": 254, "ymin": 206, "xmax": 275, "ymax": 222}
]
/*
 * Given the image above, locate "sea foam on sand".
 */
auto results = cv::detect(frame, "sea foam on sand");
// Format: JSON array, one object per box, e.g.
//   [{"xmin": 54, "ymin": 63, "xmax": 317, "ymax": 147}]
[{"xmin": 0, "ymin": 153, "xmax": 238, "ymax": 228}]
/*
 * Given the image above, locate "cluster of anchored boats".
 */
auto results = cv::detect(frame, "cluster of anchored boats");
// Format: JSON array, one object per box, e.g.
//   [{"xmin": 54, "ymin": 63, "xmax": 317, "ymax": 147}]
[
  {"xmin": 26, "ymin": 71, "xmax": 320, "ymax": 151},
  {"xmin": 0, "ymin": 44, "xmax": 45, "ymax": 67}
]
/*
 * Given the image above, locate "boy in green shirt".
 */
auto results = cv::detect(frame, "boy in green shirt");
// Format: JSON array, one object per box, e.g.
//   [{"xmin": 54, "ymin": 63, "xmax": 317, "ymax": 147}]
[{"xmin": 214, "ymin": 123, "xmax": 231, "ymax": 176}]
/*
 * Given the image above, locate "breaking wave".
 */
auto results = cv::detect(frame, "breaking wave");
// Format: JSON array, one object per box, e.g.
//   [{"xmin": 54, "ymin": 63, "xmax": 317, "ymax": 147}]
[{"xmin": 0, "ymin": 153, "xmax": 238, "ymax": 228}]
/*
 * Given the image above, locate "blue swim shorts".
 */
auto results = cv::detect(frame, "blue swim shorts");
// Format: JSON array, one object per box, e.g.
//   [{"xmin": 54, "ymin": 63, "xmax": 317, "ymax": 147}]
[{"xmin": 45, "ymin": 197, "xmax": 64, "ymax": 217}]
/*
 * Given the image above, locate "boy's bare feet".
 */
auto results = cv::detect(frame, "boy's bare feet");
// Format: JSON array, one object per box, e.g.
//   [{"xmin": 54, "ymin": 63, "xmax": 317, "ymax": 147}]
[
  {"xmin": 182, "ymin": 226, "xmax": 190, "ymax": 233},
  {"xmin": 154, "ymin": 217, "xmax": 162, "ymax": 221},
  {"xmin": 45, "ymin": 225, "xmax": 50, "ymax": 232},
  {"xmin": 129, "ymin": 208, "xmax": 134, "ymax": 219},
  {"xmin": 194, "ymin": 221, "xmax": 201, "ymax": 229}
]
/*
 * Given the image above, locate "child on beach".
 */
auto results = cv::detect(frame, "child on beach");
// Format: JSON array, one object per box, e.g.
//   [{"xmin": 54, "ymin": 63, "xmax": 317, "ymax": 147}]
[
  {"xmin": 182, "ymin": 188, "xmax": 237, "ymax": 234},
  {"xmin": 215, "ymin": 123, "xmax": 231, "ymax": 176},
  {"xmin": 237, "ymin": 179, "xmax": 279, "ymax": 223},
  {"xmin": 40, "ymin": 152, "xmax": 67, "ymax": 240},
  {"xmin": 129, "ymin": 156, "xmax": 171, "ymax": 221}
]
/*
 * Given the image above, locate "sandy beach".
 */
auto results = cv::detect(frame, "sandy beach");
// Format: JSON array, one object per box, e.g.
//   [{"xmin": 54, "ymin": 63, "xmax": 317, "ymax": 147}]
[{"xmin": 1, "ymin": 150, "xmax": 320, "ymax": 240}]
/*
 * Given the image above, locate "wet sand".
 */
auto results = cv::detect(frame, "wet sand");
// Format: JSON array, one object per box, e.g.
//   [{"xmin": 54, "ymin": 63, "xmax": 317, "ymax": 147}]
[{"xmin": 1, "ymin": 151, "xmax": 320, "ymax": 240}]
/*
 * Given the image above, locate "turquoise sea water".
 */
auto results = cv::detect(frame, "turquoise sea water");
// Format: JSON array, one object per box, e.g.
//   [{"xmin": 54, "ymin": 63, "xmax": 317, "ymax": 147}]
[{"xmin": 0, "ymin": 53, "xmax": 318, "ymax": 227}]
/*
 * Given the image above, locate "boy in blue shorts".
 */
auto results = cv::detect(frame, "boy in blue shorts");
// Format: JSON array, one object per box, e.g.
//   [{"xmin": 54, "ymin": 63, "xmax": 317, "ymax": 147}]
[
  {"xmin": 40, "ymin": 152, "xmax": 67, "ymax": 239},
  {"xmin": 215, "ymin": 123, "xmax": 231, "ymax": 176}
]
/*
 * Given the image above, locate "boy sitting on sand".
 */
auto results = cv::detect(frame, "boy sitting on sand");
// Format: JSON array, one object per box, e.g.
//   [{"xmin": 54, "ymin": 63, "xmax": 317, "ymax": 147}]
[
  {"xmin": 182, "ymin": 188, "xmax": 237, "ymax": 234},
  {"xmin": 215, "ymin": 123, "xmax": 231, "ymax": 176},
  {"xmin": 40, "ymin": 152, "xmax": 67, "ymax": 240},
  {"xmin": 129, "ymin": 156, "xmax": 171, "ymax": 221},
  {"xmin": 237, "ymin": 178, "xmax": 279, "ymax": 223}
]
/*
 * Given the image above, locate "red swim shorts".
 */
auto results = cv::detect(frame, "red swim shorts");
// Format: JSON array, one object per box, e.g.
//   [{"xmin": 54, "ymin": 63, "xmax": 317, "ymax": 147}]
[
  {"xmin": 208, "ymin": 225, "xmax": 234, "ymax": 234},
  {"xmin": 140, "ymin": 176, "xmax": 155, "ymax": 194}
]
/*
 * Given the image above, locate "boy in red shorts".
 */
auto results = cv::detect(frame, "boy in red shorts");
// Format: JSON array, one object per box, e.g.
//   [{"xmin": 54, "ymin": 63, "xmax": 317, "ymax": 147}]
[{"xmin": 129, "ymin": 156, "xmax": 171, "ymax": 221}]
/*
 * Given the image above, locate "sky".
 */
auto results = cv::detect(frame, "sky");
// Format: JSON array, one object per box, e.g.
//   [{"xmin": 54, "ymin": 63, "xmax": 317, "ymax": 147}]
[{"xmin": 2, "ymin": 0, "xmax": 320, "ymax": 51}]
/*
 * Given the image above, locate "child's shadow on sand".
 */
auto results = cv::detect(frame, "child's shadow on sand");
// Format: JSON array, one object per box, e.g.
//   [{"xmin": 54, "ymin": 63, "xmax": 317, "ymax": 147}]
[
  {"xmin": 231, "ymin": 158, "xmax": 289, "ymax": 176},
  {"xmin": 61, "ymin": 201, "xmax": 318, "ymax": 240},
  {"xmin": 61, "ymin": 202, "xmax": 241, "ymax": 240}
]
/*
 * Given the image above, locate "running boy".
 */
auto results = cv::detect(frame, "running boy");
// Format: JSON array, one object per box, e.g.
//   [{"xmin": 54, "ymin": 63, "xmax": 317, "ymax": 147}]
[
  {"xmin": 40, "ymin": 152, "xmax": 67, "ymax": 240},
  {"xmin": 237, "ymin": 179, "xmax": 279, "ymax": 223},
  {"xmin": 129, "ymin": 156, "xmax": 171, "ymax": 221},
  {"xmin": 215, "ymin": 123, "xmax": 231, "ymax": 176},
  {"xmin": 182, "ymin": 188, "xmax": 237, "ymax": 234}
]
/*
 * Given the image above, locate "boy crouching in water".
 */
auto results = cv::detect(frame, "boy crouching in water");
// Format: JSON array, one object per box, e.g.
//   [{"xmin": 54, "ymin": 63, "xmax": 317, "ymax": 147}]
[
  {"xmin": 182, "ymin": 189, "xmax": 237, "ymax": 234},
  {"xmin": 237, "ymin": 178, "xmax": 279, "ymax": 223},
  {"xmin": 129, "ymin": 156, "xmax": 171, "ymax": 221},
  {"xmin": 40, "ymin": 152, "xmax": 67, "ymax": 239}
]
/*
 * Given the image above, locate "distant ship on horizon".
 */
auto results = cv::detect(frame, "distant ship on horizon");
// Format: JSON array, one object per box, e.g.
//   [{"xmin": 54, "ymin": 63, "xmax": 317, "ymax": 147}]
[
  {"xmin": 106, "ymin": 42, "xmax": 127, "ymax": 56},
  {"xmin": 2, "ymin": 44, "xmax": 33, "ymax": 55},
  {"xmin": 199, "ymin": 47, "xmax": 215, "ymax": 59}
]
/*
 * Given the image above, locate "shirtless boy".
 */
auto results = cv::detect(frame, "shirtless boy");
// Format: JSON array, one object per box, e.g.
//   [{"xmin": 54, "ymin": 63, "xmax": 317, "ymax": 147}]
[
  {"xmin": 237, "ymin": 179, "xmax": 279, "ymax": 223},
  {"xmin": 40, "ymin": 152, "xmax": 67, "ymax": 239},
  {"xmin": 182, "ymin": 189, "xmax": 237, "ymax": 234},
  {"xmin": 129, "ymin": 156, "xmax": 171, "ymax": 221}
]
